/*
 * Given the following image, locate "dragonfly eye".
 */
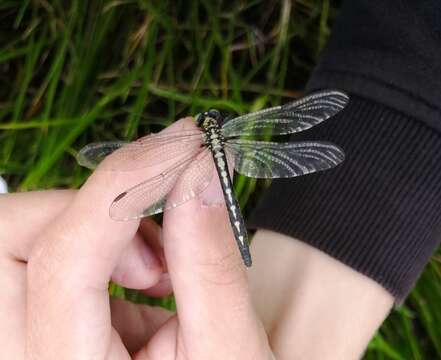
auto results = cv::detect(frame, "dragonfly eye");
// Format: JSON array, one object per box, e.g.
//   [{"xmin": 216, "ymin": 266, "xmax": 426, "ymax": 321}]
[
  {"xmin": 195, "ymin": 113, "xmax": 204, "ymax": 127},
  {"xmin": 207, "ymin": 109, "xmax": 222, "ymax": 122}
]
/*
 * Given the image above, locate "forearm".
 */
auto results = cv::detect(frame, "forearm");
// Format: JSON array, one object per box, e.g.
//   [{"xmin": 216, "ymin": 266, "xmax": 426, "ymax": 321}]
[
  {"xmin": 247, "ymin": 1, "xmax": 441, "ymax": 356},
  {"xmin": 248, "ymin": 230, "xmax": 393, "ymax": 360}
]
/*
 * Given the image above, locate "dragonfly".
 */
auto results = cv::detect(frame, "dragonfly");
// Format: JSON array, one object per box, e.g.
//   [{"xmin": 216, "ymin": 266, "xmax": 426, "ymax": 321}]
[{"xmin": 77, "ymin": 89, "xmax": 349, "ymax": 267}]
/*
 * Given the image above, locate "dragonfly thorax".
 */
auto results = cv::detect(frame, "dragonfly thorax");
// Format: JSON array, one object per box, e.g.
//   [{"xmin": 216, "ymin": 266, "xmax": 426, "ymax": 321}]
[
  {"xmin": 202, "ymin": 119, "xmax": 225, "ymax": 150},
  {"xmin": 196, "ymin": 109, "xmax": 226, "ymax": 149}
]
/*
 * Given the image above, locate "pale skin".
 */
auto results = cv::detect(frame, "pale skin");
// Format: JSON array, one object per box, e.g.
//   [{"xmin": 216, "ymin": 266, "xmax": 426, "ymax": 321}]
[{"xmin": 0, "ymin": 119, "xmax": 393, "ymax": 359}]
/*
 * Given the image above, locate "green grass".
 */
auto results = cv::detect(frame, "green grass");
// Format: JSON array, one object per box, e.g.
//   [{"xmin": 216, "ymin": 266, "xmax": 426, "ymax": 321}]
[{"xmin": 1, "ymin": 1, "xmax": 440, "ymax": 358}]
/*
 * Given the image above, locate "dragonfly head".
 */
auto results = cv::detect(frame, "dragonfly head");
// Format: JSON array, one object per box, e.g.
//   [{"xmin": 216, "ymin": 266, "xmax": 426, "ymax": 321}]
[{"xmin": 195, "ymin": 109, "xmax": 223, "ymax": 128}]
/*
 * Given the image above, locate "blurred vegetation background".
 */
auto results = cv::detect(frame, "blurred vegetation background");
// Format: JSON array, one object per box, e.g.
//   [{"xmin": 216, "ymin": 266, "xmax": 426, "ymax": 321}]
[{"xmin": 1, "ymin": 0, "xmax": 440, "ymax": 358}]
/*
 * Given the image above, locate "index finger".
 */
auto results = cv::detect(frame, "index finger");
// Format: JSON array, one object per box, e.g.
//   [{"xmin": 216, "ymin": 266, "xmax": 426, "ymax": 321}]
[{"xmin": 26, "ymin": 118, "xmax": 195, "ymax": 359}]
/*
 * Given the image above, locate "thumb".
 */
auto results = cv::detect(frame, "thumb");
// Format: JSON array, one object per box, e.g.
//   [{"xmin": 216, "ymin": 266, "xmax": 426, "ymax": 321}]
[{"xmin": 162, "ymin": 171, "xmax": 268, "ymax": 357}]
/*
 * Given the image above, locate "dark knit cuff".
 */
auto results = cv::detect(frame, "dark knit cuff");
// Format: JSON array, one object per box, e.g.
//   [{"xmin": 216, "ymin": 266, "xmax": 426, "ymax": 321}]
[{"xmin": 248, "ymin": 95, "xmax": 441, "ymax": 305}]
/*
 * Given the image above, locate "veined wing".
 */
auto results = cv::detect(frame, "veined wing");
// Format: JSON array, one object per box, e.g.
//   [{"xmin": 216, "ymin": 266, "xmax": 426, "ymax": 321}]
[
  {"xmin": 225, "ymin": 139, "xmax": 345, "ymax": 178},
  {"xmin": 77, "ymin": 128, "xmax": 204, "ymax": 171},
  {"xmin": 221, "ymin": 90, "xmax": 349, "ymax": 138},
  {"xmin": 110, "ymin": 149, "xmax": 213, "ymax": 220}
]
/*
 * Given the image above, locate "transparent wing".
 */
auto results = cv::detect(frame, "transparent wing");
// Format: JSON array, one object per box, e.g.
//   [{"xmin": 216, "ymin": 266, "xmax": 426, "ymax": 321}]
[
  {"xmin": 221, "ymin": 90, "xmax": 349, "ymax": 138},
  {"xmin": 109, "ymin": 149, "xmax": 213, "ymax": 220},
  {"xmin": 76, "ymin": 141, "xmax": 127, "ymax": 169},
  {"xmin": 225, "ymin": 139, "xmax": 345, "ymax": 178},
  {"xmin": 77, "ymin": 128, "xmax": 204, "ymax": 171}
]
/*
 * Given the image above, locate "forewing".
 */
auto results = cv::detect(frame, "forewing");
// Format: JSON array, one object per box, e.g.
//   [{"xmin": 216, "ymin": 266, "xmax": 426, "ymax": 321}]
[
  {"xmin": 77, "ymin": 129, "xmax": 204, "ymax": 171},
  {"xmin": 109, "ymin": 149, "xmax": 213, "ymax": 220},
  {"xmin": 77, "ymin": 141, "xmax": 127, "ymax": 169},
  {"xmin": 221, "ymin": 90, "xmax": 348, "ymax": 138},
  {"xmin": 225, "ymin": 139, "xmax": 345, "ymax": 178}
]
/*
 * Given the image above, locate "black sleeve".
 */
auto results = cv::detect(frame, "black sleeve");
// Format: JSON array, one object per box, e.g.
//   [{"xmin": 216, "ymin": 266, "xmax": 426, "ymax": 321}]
[{"xmin": 248, "ymin": 0, "xmax": 441, "ymax": 306}]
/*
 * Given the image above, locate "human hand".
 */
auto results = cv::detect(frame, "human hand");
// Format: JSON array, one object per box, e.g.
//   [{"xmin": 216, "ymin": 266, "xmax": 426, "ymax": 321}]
[{"xmin": 0, "ymin": 118, "xmax": 273, "ymax": 359}]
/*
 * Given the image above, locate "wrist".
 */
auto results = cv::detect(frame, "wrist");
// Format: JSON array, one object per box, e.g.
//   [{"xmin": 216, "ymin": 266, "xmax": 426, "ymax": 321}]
[{"xmin": 248, "ymin": 230, "xmax": 393, "ymax": 359}]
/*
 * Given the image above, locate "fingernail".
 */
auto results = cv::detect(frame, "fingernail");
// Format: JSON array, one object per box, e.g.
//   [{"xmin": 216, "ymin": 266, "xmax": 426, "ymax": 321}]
[
  {"xmin": 201, "ymin": 170, "xmax": 224, "ymax": 207},
  {"xmin": 140, "ymin": 243, "xmax": 162, "ymax": 270}
]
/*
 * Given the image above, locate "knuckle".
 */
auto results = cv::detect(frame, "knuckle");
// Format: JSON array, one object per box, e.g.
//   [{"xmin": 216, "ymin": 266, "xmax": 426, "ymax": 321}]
[
  {"xmin": 27, "ymin": 223, "xmax": 77, "ymax": 289},
  {"xmin": 195, "ymin": 246, "xmax": 246, "ymax": 287},
  {"xmin": 27, "ymin": 234, "xmax": 62, "ymax": 287}
]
